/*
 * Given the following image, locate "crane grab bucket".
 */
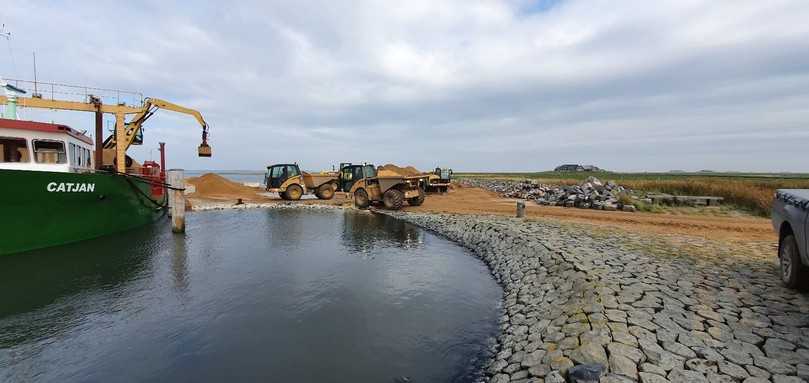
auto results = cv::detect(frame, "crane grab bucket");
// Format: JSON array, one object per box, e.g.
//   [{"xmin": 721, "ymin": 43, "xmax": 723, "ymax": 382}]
[
  {"xmin": 198, "ymin": 143, "xmax": 212, "ymax": 157},
  {"xmin": 198, "ymin": 128, "xmax": 212, "ymax": 157}
]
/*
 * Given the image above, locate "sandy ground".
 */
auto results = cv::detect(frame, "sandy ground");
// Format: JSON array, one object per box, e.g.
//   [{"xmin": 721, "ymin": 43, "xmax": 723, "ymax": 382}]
[
  {"xmin": 185, "ymin": 174, "xmax": 776, "ymax": 246},
  {"xmin": 402, "ymin": 185, "xmax": 776, "ymax": 242}
]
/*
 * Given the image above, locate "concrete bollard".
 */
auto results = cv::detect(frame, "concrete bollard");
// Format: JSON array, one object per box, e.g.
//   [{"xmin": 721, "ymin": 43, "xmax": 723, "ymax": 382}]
[
  {"xmin": 516, "ymin": 200, "xmax": 525, "ymax": 218},
  {"xmin": 167, "ymin": 169, "xmax": 186, "ymax": 233}
]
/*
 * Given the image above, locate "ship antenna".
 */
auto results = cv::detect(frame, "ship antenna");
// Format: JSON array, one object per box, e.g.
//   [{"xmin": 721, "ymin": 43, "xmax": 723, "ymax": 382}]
[
  {"xmin": 1, "ymin": 24, "xmax": 18, "ymax": 78},
  {"xmin": 32, "ymin": 51, "xmax": 40, "ymax": 97},
  {"xmin": 0, "ymin": 24, "xmax": 10, "ymax": 40}
]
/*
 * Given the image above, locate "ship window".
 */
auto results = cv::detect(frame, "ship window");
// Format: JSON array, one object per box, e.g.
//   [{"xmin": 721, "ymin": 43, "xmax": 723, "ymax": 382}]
[
  {"xmin": 33, "ymin": 140, "xmax": 67, "ymax": 164},
  {"xmin": 69, "ymin": 143, "xmax": 77, "ymax": 166},
  {"xmin": 85, "ymin": 148, "xmax": 92, "ymax": 168},
  {"xmin": 0, "ymin": 137, "xmax": 30, "ymax": 163}
]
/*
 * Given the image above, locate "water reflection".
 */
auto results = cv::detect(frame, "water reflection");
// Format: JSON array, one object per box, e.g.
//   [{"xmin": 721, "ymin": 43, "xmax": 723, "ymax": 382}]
[
  {"xmin": 341, "ymin": 211, "xmax": 422, "ymax": 252},
  {"xmin": 0, "ymin": 223, "xmax": 162, "ymax": 347},
  {"xmin": 171, "ymin": 232, "xmax": 190, "ymax": 294},
  {"xmin": 268, "ymin": 208, "xmax": 307, "ymax": 243},
  {"xmin": 1, "ymin": 209, "xmax": 500, "ymax": 383}
]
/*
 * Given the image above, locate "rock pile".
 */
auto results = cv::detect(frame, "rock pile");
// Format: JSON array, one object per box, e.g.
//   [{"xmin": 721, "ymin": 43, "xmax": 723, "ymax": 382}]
[{"xmin": 465, "ymin": 177, "xmax": 637, "ymax": 212}]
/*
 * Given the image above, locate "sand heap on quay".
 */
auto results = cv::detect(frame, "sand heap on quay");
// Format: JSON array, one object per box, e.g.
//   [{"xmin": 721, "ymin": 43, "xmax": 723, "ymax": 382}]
[
  {"xmin": 377, "ymin": 164, "xmax": 423, "ymax": 177},
  {"xmin": 186, "ymin": 173, "xmax": 266, "ymax": 201}
]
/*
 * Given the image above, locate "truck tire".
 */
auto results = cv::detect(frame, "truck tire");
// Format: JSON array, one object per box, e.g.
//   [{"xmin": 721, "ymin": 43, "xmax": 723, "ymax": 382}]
[
  {"xmin": 285, "ymin": 184, "xmax": 303, "ymax": 201},
  {"xmin": 408, "ymin": 189, "xmax": 425, "ymax": 206},
  {"xmin": 354, "ymin": 189, "xmax": 370, "ymax": 209},
  {"xmin": 315, "ymin": 183, "xmax": 335, "ymax": 200},
  {"xmin": 383, "ymin": 189, "xmax": 404, "ymax": 210},
  {"xmin": 279, "ymin": 192, "xmax": 289, "ymax": 200},
  {"xmin": 780, "ymin": 234, "xmax": 804, "ymax": 288}
]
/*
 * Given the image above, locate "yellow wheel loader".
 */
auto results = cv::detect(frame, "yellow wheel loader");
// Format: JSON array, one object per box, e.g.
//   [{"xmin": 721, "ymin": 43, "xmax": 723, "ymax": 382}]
[
  {"xmin": 425, "ymin": 167, "xmax": 453, "ymax": 193},
  {"xmin": 264, "ymin": 163, "xmax": 338, "ymax": 201},
  {"xmin": 338, "ymin": 164, "xmax": 427, "ymax": 210}
]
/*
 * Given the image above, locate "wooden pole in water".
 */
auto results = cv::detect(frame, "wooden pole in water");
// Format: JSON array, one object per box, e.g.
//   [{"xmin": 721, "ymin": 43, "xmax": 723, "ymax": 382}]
[
  {"xmin": 168, "ymin": 169, "xmax": 186, "ymax": 233},
  {"xmin": 516, "ymin": 200, "xmax": 525, "ymax": 218}
]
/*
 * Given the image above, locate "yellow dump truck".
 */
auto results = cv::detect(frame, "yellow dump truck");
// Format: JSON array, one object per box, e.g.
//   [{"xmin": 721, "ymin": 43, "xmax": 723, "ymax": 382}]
[
  {"xmin": 264, "ymin": 163, "xmax": 338, "ymax": 200},
  {"xmin": 339, "ymin": 163, "xmax": 427, "ymax": 210}
]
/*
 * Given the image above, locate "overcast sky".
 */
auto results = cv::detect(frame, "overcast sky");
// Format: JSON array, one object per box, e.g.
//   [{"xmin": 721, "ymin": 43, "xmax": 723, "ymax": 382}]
[{"xmin": 2, "ymin": 1, "xmax": 808, "ymax": 172}]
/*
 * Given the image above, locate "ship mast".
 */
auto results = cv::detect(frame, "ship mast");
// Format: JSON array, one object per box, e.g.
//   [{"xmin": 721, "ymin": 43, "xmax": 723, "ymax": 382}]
[{"xmin": 0, "ymin": 24, "xmax": 24, "ymax": 120}]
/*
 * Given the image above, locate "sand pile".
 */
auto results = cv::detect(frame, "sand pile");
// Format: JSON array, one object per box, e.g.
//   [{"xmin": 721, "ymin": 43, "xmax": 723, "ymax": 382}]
[
  {"xmin": 186, "ymin": 173, "xmax": 263, "ymax": 200},
  {"xmin": 378, "ymin": 164, "xmax": 422, "ymax": 177}
]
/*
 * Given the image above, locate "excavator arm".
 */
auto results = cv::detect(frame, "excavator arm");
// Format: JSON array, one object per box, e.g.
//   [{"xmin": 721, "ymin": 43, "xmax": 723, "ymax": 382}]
[{"xmin": 103, "ymin": 97, "xmax": 211, "ymax": 157}]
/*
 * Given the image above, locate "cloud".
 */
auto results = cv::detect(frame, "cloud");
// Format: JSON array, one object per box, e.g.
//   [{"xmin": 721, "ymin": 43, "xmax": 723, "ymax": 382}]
[{"xmin": 3, "ymin": 0, "xmax": 808, "ymax": 172}]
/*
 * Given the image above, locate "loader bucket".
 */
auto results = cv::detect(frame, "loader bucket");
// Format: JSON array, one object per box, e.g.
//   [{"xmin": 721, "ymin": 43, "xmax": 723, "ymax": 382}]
[{"xmin": 198, "ymin": 143, "xmax": 212, "ymax": 157}]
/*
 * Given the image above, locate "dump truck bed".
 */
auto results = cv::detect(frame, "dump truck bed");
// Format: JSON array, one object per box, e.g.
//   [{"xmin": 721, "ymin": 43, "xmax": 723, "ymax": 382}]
[
  {"xmin": 374, "ymin": 175, "xmax": 428, "ymax": 193},
  {"xmin": 301, "ymin": 172, "xmax": 338, "ymax": 189}
]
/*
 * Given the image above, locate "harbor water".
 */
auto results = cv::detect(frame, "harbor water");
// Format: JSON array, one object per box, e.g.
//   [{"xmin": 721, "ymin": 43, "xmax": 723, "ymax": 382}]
[{"xmin": 0, "ymin": 208, "xmax": 502, "ymax": 382}]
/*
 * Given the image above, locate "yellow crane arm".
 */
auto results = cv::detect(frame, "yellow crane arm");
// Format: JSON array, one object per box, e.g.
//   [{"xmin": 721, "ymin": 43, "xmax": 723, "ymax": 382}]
[
  {"xmin": 3, "ymin": 92, "xmax": 212, "ymax": 172},
  {"xmin": 103, "ymin": 97, "xmax": 211, "ymax": 157},
  {"xmin": 0, "ymin": 95, "xmax": 142, "ymax": 114}
]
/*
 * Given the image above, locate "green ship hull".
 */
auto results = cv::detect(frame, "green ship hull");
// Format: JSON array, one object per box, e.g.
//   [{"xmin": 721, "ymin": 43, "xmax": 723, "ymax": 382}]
[{"xmin": 0, "ymin": 169, "xmax": 168, "ymax": 256}]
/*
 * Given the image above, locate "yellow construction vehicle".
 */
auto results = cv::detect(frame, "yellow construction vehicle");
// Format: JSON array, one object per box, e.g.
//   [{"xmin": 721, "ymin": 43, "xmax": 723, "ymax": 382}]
[
  {"xmin": 425, "ymin": 167, "xmax": 453, "ymax": 193},
  {"xmin": 264, "ymin": 163, "xmax": 338, "ymax": 200},
  {"xmin": 0, "ymin": 80, "xmax": 211, "ymax": 173},
  {"xmin": 339, "ymin": 163, "xmax": 427, "ymax": 210}
]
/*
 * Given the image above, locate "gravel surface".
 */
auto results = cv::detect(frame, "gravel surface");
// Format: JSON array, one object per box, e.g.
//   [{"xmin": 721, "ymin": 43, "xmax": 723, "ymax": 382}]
[{"xmin": 383, "ymin": 211, "xmax": 809, "ymax": 383}]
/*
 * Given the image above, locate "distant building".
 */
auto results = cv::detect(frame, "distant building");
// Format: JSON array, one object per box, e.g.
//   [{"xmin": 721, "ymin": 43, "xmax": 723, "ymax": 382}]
[
  {"xmin": 555, "ymin": 164, "xmax": 584, "ymax": 172},
  {"xmin": 554, "ymin": 164, "xmax": 601, "ymax": 172}
]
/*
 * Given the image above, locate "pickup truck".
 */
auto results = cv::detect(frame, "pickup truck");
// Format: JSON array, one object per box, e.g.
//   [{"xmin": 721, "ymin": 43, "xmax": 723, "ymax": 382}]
[{"xmin": 772, "ymin": 189, "xmax": 809, "ymax": 288}]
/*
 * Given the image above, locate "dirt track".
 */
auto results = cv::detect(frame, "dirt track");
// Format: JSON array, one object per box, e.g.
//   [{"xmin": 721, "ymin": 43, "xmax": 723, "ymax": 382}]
[{"xmin": 403, "ymin": 185, "xmax": 776, "ymax": 242}]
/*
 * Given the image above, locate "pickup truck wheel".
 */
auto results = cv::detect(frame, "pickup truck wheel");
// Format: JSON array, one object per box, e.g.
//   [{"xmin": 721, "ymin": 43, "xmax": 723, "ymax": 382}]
[
  {"xmin": 354, "ymin": 189, "xmax": 371, "ymax": 209},
  {"xmin": 383, "ymin": 189, "xmax": 404, "ymax": 210},
  {"xmin": 780, "ymin": 234, "xmax": 804, "ymax": 288},
  {"xmin": 286, "ymin": 184, "xmax": 303, "ymax": 201},
  {"xmin": 407, "ymin": 189, "xmax": 425, "ymax": 206},
  {"xmin": 316, "ymin": 184, "xmax": 335, "ymax": 200}
]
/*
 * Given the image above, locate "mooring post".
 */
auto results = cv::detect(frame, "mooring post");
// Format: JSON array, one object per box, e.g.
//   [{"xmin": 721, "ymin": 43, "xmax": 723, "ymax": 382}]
[
  {"xmin": 168, "ymin": 169, "xmax": 186, "ymax": 233},
  {"xmin": 516, "ymin": 200, "xmax": 525, "ymax": 218}
]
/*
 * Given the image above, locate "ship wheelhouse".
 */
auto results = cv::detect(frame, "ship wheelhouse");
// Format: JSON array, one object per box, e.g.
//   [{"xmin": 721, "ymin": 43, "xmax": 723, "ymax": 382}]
[{"xmin": 0, "ymin": 118, "xmax": 95, "ymax": 173}]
